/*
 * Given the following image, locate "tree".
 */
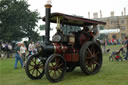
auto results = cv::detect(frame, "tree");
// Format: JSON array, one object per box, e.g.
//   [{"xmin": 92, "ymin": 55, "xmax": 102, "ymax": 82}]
[
  {"xmin": 39, "ymin": 24, "xmax": 45, "ymax": 30},
  {"xmin": 0, "ymin": 0, "xmax": 40, "ymax": 41}
]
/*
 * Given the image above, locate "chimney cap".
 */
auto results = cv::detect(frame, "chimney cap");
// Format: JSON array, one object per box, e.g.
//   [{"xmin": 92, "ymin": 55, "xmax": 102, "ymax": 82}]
[{"xmin": 46, "ymin": 0, "xmax": 52, "ymax": 5}]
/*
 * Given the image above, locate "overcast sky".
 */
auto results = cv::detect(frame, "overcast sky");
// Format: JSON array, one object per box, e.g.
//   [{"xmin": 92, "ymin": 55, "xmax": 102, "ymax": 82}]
[
  {"xmin": 27, "ymin": 0, "xmax": 128, "ymax": 36},
  {"xmin": 28, "ymin": 0, "xmax": 128, "ymax": 18}
]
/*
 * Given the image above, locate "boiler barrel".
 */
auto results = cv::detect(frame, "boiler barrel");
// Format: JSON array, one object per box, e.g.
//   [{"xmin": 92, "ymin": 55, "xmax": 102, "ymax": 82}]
[{"xmin": 38, "ymin": 43, "xmax": 68, "ymax": 57}]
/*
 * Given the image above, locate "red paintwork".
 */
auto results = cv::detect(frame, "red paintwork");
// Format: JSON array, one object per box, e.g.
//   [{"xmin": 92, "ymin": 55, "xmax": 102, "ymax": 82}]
[
  {"xmin": 53, "ymin": 43, "xmax": 79, "ymax": 62},
  {"xmin": 64, "ymin": 53, "xmax": 79, "ymax": 62},
  {"xmin": 53, "ymin": 43, "xmax": 68, "ymax": 53},
  {"xmin": 80, "ymin": 33, "xmax": 89, "ymax": 45},
  {"xmin": 79, "ymin": 31, "xmax": 94, "ymax": 45}
]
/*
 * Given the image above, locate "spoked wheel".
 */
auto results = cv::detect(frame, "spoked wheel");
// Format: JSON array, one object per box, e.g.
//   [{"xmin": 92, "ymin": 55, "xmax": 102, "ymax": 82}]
[
  {"xmin": 25, "ymin": 54, "xmax": 45, "ymax": 80},
  {"xmin": 45, "ymin": 54, "xmax": 66, "ymax": 82},
  {"xmin": 80, "ymin": 41, "xmax": 102, "ymax": 75}
]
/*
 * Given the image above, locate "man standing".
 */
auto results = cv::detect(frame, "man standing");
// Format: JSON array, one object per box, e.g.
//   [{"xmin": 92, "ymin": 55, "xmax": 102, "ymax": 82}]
[
  {"xmin": 124, "ymin": 36, "xmax": 128, "ymax": 60},
  {"xmin": 14, "ymin": 42, "xmax": 23, "ymax": 69}
]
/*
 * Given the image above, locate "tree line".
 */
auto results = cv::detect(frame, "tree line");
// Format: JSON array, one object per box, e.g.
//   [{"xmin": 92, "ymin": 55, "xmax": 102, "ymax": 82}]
[{"xmin": 0, "ymin": 0, "xmax": 41, "ymax": 42}]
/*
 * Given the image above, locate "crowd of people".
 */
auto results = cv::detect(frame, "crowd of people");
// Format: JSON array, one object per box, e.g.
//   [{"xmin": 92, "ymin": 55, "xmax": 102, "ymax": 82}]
[
  {"xmin": 107, "ymin": 38, "xmax": 123, "ymax": 45},
  {"xmin": 101, "ymin": 36, "xmax": 128, "ymax": 60},
  {"xmin": 0, "ymin": 42, "xmax": 13, "ymax": 58},
  {"xmin": 14, "ymin": 41, "xmax": 39, "ymax": 69},
  {"xmin": 0, "ymin": 41, "xmax": 40, "ymax": 69}
]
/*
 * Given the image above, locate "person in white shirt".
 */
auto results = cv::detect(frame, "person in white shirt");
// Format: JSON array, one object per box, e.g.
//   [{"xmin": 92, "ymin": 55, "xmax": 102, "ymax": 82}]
[
  {"xmin": 28, "ymin": 42, "xmax": 32, "ymax": 55},
  {"xmin": 1, "ymin": 43, "xmax": 6, "ymax": 51},
  {"xmin": 20, "ymin": 43, "xmax": 27, "ymax": 65},
  {"xmin": 8, "ymin": 44, "xmax": 12, "ymax": 51},
  {"xmin": 28, "ymin": 42, "xmax": 35, "ymax": 55},
  {"xmin": 31, "ymin": 42, "xmax": 35, "ymax": 54}
]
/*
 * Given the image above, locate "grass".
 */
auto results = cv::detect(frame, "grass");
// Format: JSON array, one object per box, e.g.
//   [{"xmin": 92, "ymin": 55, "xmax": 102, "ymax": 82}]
[{"xmin": 0, "ymin": 45, "xmax": 128, "ymax": 85}]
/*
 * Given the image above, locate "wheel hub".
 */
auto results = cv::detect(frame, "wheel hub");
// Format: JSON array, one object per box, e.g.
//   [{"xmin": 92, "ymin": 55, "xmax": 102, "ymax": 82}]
[
  {"xmin": 92, "ymin": 56, "xmax": 97, "ymax": 60},
  {"xmin": 34, "ymin": 65, "xmax": 39, "ymax": 69}
]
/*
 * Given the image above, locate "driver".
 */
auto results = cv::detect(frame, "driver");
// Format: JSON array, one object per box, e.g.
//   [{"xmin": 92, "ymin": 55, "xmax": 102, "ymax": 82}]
[
  {"xmin": 91, "ymin": 25, "xmax": 99, "ymax": 37},
  {"xmin": 80, "ymin": 26, "xmax": 90, "ymax": 45},
  {"xmin": 80, "ymin": 25, "xmax": 99, "ymax": 45}
]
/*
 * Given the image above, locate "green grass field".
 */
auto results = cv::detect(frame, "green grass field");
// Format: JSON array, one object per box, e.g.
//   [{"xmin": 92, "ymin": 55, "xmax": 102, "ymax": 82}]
[{"xmin": 0, "ymin": 45, "xmax": 128, "ymax": 85}]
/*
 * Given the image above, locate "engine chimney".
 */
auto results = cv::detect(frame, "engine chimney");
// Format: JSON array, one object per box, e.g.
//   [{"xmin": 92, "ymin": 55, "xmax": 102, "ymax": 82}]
[{"xmin": 44, "ymin": 0, "xmax": 52, "ymax": 43}]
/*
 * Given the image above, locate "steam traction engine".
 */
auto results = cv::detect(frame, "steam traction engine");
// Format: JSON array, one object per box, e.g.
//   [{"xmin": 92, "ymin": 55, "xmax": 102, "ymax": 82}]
[{"xmin": 25, "ymin": 3, "xmax": 106, "ymax": 82}]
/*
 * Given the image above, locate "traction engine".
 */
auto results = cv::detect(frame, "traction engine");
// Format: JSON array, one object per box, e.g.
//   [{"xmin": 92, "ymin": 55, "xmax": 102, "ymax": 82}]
[{"xmin": 25, "ymin": 1, "xmax": 105, "ymax": 82}]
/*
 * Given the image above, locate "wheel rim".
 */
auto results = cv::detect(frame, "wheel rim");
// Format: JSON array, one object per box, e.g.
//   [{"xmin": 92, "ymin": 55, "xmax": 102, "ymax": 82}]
[
  {"xmin": 45, "ymin": 54, "xmax": 66, "ymax": 82},
  {"xmin": 25, "ymin": 55, "xmax": 45, "ymax": 79},
  {"xmin": 85, "ymin": 44, "xmax": 102, "ymax": 73}
]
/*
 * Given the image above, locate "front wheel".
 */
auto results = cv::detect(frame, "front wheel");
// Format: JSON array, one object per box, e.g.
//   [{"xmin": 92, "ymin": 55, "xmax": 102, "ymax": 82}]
[
  {"xmin": 25, "ymin": 54, "xmax": 45, "ymax": 80},
  {"xmin": 45, "ymin": 54, "xmax": 66, "ymax": 82}
]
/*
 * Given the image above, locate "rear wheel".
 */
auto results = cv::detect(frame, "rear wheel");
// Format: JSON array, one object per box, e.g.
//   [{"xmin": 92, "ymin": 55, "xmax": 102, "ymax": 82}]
[
  {"xmin": 25, "ymin": 54, "xmax": 45, "ymax": 79},
  {"xmin": 80, "ymin": 41, "xmax": 102, "ymax": 75},
  {"xmin": 45, "ymin": 54, "xmax": 66, "ymax": 82}
]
